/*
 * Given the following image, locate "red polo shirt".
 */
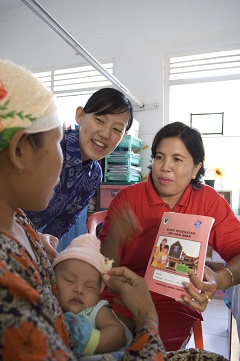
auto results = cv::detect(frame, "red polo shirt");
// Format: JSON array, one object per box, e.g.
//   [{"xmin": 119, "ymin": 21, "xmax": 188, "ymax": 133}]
[{"xmin": 99, "ymin": 175, "xmax": 240, "ymax": 351}]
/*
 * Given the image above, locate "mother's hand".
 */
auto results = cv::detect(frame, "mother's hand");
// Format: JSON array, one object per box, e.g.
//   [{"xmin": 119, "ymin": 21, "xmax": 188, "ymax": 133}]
[
  {"xmin": 39, "ymin": 233, "xmax": 59, "ymax": 262},
  {"xmin": 102, "ymin": 267, "xmax": 158, "ymax": 328},
  {"xmin": 181, "ymin": 266, "xmax": 218, "ymax": 312}
]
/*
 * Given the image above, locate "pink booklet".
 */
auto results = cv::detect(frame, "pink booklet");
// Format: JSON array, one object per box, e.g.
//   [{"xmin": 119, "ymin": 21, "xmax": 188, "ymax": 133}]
[{"xmin": 145, "ymin": 212, "xmax": 215, "ymax": 300}]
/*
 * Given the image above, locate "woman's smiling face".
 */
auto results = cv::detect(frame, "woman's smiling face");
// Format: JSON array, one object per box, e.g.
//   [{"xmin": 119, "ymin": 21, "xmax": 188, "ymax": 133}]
[
  {"xmin": 76, "ymin": 107, "xmax": 129, "ymax": 163},
  {"xmin": 151, "ymin": 137, "xmax": 201, "ymax": 208}
]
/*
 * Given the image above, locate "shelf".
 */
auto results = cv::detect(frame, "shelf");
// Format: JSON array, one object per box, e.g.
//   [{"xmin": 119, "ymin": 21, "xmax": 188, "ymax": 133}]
[
  {"xmin": 106, "ymin": 153, "xmax": 142, "ymax": 166},
  {"xmin": 117, "ymin": 135, "xmax": 142, "ymax": 150},
  {"xmin": 104, "ymin": 172, "xmax": 141, "ymax": 183},
  {"xmin": 104, "ymin": 135, "xmax": 143, "ymax": 183}
]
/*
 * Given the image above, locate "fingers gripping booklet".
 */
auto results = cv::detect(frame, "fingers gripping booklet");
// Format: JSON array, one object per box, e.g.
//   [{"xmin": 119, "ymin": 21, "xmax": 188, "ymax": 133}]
[{"xmin": 144, "ymin": 212, "xmax": 215, "ymax": 300}]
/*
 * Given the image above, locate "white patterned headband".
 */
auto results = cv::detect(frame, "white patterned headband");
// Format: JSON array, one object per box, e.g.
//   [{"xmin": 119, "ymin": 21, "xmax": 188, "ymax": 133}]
[{"xmin": 0, "ymin": 59, "xmax": 61, "ymax": 152}]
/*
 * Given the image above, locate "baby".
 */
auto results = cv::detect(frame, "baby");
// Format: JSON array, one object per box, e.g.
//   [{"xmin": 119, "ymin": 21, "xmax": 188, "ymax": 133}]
[{"xmin": 52, "ymin": 234, "xmax": 133, "ymax": 359}]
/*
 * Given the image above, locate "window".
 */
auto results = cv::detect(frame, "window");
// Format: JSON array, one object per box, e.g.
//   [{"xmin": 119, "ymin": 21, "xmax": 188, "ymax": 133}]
[
  {"xmin": 34, "ymin": 62, "xmax": 114, "ymax": 128},
  {"xmin": 166, "ymin": 49, "xmax": 240, "ymax": 213},
  {"xmin": 169, "ymin": 49, "xmax": 240, "ymax": 81}
]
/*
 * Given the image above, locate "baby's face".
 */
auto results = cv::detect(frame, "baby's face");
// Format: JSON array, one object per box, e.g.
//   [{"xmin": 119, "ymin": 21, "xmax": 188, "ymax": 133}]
[{"xmin": 55, "ymin": 259, "xmax": 101, "ymax": 314}]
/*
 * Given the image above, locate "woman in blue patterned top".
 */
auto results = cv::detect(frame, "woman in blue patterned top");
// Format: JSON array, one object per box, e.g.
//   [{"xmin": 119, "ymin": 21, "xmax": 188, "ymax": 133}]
[{"xmin": 26, "ymin": 88, "xmax": 133, "ymax": 240}]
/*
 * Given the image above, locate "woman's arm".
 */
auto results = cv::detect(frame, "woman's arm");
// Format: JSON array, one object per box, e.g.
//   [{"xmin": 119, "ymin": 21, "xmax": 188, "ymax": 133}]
[
  {"xmin": 181, "ymin": 254, "xmax": 240, "ymax": 312},
  {"xmin": 215, "ymin": 254, "xmax": 240, "ymax": 288},
  {"xmin": 100, "ymin": 197, "xmax": 142, "ymax": 265},
  {"xmin": 179, "ymin": 190, "xmax": 240, "ymax": 312},
  {"xmin": 153, "ymin": 247, "xmax": 161, "ymax": 261}
]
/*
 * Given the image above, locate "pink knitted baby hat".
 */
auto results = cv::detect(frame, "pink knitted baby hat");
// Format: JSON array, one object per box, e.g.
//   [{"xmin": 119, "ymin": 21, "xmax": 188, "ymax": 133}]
[{"xmin": 52, "ymin": 234, "xmax": 114, "ymax": 292}]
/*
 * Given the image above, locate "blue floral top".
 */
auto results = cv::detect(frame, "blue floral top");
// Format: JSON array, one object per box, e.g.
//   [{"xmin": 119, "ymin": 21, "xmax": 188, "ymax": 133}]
[{"xmin": 26, "ymin": 128, "xmax": 102, "ymax": 239}]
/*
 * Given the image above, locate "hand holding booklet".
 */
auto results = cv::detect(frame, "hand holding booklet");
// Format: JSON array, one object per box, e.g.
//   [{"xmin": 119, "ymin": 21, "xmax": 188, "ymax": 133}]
[{"xmin": 145, "ymin": 212, "xmax": 215, "ymax": 300}]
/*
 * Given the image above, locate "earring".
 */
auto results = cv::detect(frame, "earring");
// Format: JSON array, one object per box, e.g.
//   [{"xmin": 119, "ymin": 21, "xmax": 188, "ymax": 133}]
[{"xmin": 14, "ymin": 166, "xmax": 24, "ymax": 174}]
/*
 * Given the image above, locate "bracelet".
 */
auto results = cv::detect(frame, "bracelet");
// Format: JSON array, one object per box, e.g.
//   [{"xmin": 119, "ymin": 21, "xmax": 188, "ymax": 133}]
[{"xmin": 219, "ymin": 266, "xmax": 235, "ymax": 288}]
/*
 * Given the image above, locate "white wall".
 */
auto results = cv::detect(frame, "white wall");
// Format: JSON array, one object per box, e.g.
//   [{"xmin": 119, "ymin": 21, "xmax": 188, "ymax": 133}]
[{"xmin": 1, "ymin": 0, "xmax": 240, "ymax": 176}]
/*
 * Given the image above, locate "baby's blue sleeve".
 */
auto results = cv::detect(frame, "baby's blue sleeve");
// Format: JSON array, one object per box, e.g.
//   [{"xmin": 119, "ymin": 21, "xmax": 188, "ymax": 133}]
[{"xmin": 65, "ymin": 312, "xmax": 95, "ymax": 358}]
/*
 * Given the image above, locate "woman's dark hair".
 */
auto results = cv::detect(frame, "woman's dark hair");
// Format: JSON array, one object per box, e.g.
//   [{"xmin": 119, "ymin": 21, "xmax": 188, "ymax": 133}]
[
  {"xmin": 160, "ymin": 238, "xmax": 168, "ymax": 251},
  {"xmin": 151, "ymin": 122, "xmax": 205, "ymax": 189},
  {"xmin": 83, "ymin": 88, "xmax": 133, "ymax": 131}
]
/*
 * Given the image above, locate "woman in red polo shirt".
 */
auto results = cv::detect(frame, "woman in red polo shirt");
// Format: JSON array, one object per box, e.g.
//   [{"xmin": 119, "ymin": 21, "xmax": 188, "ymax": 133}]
[{"xmin": 99, "ymin": 121, "xmax": 240, "ymax": 351}]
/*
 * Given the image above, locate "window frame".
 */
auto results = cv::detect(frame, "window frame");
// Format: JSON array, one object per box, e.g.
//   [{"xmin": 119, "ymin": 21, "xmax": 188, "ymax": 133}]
[
  {"xmin": 164, "ymin": 47, "xmax": 240, "ymax": 125},
  {"xmin": 34, "ymin": 60, "xmax": 114, "ymax": 96}
]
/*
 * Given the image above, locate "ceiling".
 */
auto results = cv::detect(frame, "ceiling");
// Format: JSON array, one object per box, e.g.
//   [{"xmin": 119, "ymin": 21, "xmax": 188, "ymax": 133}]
[
  {"xmin": 0, "ymin": 0, "xmax": 46, "ymax": 11},
  {"xmin": 0, "ymin": 0, "xmax": 23, "ymax": 11}
]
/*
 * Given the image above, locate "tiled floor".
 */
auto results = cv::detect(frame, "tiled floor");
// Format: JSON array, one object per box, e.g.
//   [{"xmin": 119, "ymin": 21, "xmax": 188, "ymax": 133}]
[{"xmin": 186, "ymin": 298, "xmax": 230, "ymax": 360}]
